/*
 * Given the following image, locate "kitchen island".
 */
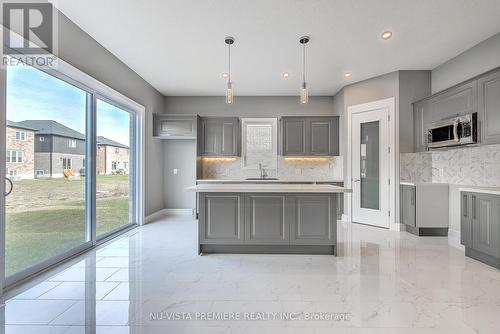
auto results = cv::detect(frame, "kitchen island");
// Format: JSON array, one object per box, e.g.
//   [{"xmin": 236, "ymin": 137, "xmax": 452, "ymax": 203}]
[{"xmin": 185, "ymin": 184, "xmax": 351, "ymax": 255}]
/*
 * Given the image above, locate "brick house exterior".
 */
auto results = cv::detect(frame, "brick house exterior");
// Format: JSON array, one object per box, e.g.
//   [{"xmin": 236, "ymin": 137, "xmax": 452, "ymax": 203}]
[
  {"xmin": 6, "ymin": 121, "xmax": 36, "ymax": 179},
  {"xmin": 96, "ymin": 136, "xmax": 130, "ymax": 175},
  {"xmin": 18, "ymin": 120, "xmax": 85, "ymax": 178}
]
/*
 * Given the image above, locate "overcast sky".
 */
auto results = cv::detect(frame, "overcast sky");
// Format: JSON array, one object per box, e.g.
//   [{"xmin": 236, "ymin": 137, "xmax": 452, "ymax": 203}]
[{"xmin": 7, "ymin": 65, "xmax": 130, "ymax": 146}]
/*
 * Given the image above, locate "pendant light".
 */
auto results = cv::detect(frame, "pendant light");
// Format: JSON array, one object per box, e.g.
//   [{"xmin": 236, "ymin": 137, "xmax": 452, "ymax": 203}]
[
  {"xmin": 299, "ymin": 36, "xmax": 309, "ymax": 104},
  {"xmin": 225, "ymin": 37, "xmax": 235, "ymax": 104}
]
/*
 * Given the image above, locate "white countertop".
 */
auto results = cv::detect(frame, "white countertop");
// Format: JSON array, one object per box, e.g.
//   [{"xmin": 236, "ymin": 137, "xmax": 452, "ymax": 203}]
[
  {"xmin": 400, "ymin": 182, "xmax": 449, "ymax": 187},
  {"xmin": 458, "ymin": 186, "xmax": 500, "ymax": 196},
  {"xmin": 196, "ymin": 179, "xmax": 344, "ymax": 184},
  {"xmin": 186, "ymin": 183, "xmax": 352, "ymax": 193}
]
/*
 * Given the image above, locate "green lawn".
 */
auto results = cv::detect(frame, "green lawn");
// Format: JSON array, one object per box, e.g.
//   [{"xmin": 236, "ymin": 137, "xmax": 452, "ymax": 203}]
[{"xmin": 5, "ymin": 175, "xmax": 131, "ymax": 276}]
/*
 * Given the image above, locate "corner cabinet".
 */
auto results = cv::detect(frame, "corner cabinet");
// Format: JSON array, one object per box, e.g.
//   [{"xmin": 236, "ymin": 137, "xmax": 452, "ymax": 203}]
[
  {"xmin": 461, "ymin": 191, "xmax": 500, "ymax": 269},
  {"xmin": 281, "ymin": 117, "xmax": 339, "ymax": 156},
  {"xmin": 413, "ymin": 100, "xmax": 430, "ymax": 152},
  {"xmin": 153, "ymin": 114, "xmax": 198, "ymax": 139},
  {"xmin": 198, "ymin": 117, "xmax": 240, "ymax": 156}
]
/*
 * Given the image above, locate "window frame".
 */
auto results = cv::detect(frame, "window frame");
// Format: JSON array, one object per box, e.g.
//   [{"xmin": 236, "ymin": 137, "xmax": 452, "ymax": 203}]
[
  {"xmin": 240, "ymin": 118, "xmax": 278, "ymax": 170},
  {"xmin": 0, "ymin": 55, "xmax": 145, "ymax": 290},
  {"xmin": 15, "ymin": 131, "xmax": 26, "ymax": 141}
]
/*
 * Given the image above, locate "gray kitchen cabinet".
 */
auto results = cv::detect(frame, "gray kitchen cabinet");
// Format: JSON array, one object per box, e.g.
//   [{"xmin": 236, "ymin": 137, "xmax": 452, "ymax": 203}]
[
  {"xmin": 282, "ymin": 117, "xmax": 307, "ymax": 155},
  {"xmin": 289, "ymin": 194, "xmax": 336, "ymax": 245},
  {"xmin": 478, "ymin": 69, "xmax": 500, "ymax": 145},
  {"xmin": 199, "ymin": 193, "xmax": 244, "ymax": 244},
  {"xmin": 281, "ymin": 117, "xmax": 339, "ymax": 156},
  {"xmin": 400, "ymin": 183, "xmax": 449, "ymax": 236},
  {"xmin": 199, "ymin": 117, "xmax": 239, "ymax": 156},
  {"xmin": 461, "ymin": 191, "xmax": 500, "ymax": 269},
  {"xmin": 400, "ymin": 184, "xmax": 416, "ymax": 227},
  {"xmin": 244, "ymin": 194, "xmax": 289, "ymax": 244},
  {"xmin": 429, "ymin": 81, "xmax": 477, "ymax": 122},
  {"xmin": 153, "ymin": 114, "xmax": 198, "ymax": 139},
  {"xmin": 461, "ymin": 193, "xmax": 473, "ymax": 248},
  {"xmin": 471, "ymin": 193, "xmax": 500, "ymax": 258},
  {"xmin": 413, "ymin": 99, "xmax": 430, "ymax": 152}
]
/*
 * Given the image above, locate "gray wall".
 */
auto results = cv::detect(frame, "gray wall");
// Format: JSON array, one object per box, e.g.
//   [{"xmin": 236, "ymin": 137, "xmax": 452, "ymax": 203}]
[
  {"xmin": 56, "ymin": 12, "xmax": 165, "ymax": 216},
  {"xmin": 333, "ymin": 71, "xmax": 400, "ymax": 184},
  {"xmin": 163, "ymin": 96, "xmax": 335, "ymax": 209},
  {"xmin": 398, "ymin": 71, "xmax": 432, "ymax": 153},
  {"xmin": 164, "ymin": 96, "xmax": 334, "ymax": 117},
  {"xmin": 163, "ymin": 140, "xmax": 197, "ymax": 209},
  {"xmin": 432, "ymin": 32, "xmax": 500, "ymax": 93}
]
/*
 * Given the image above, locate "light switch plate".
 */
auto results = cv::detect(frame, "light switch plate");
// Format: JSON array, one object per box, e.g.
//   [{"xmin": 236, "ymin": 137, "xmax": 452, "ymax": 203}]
[
  {"xmin": 295, "ymin": 168, "xmax": 302, "ymax": 175},
  {"xmin": 173, "ymin": 169, "xmax": 178, "ymax": 175}
]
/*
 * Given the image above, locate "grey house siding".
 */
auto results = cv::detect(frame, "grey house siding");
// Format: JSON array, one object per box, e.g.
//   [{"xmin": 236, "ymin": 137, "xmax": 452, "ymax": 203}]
[
  {"xmin": 52, "ymin": 136, "xmax": 85, "ymax": 155},
  {"xmin": 34, "ymin": 134, "xmax": 53, "ymax": 153}
]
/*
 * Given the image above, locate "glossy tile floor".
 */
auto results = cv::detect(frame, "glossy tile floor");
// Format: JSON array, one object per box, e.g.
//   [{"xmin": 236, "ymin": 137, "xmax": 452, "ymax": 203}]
[{"xmin": 2, "ymin": 215, "xmax": 500, "ymax": 333}]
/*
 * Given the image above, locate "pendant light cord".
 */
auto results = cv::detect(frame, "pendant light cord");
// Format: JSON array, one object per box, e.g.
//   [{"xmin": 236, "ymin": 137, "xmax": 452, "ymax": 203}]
[
  {"xmin": 228, "ymin": 43, "xmax": 231, "ymax": 82},
  {"xmin": 302, "ymin": 42, "xmax": 306, "ymax": 84}
]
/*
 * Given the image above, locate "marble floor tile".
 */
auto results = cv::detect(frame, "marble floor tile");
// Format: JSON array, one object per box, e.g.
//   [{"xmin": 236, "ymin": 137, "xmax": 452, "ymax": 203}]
[{"xmin": 1, "ymin": 215, "xmax": 500, "ymax": 333}]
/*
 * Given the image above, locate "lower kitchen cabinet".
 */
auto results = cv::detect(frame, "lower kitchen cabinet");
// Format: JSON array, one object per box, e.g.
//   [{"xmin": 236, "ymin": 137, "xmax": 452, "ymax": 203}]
[
  {"xmin": 400, "ymin": 183, "xmax": 449, "ymax": 236},
  {"xmin": 461, "ymin": 191, "xmax": 500, "ymax": 268},
  {"xmin": 198, "ymin": 192, "xmax": 339, "ymax": 254},
  {"xmin": 199, "ymin": 193, "xmax": 244, "ymax": 244},
  {"xmin": 244, "ymin": 194, "xmax": 289, "ymax": 244},
  {"xmin": 289, "ymin": 195, "xmax": 336, "ymax": 245}
]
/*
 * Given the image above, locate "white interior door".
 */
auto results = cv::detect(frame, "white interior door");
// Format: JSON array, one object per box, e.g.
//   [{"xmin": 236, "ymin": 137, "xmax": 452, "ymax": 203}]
[{"xmin": 351, "ymin": 108, "xmax": 390, "ymax": 228}]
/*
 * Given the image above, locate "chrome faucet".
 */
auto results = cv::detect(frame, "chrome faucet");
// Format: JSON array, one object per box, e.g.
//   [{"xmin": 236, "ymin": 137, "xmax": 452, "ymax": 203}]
[{"xmin": 259, "ymin": 163, "xmax": 268, "ymax": 179}]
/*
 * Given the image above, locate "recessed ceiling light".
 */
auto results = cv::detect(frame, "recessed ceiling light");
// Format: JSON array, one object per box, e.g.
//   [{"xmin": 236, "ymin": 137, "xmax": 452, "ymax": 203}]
[
  {"xmin": 283, "ymin": 72, "xmax": 290, "ymax": 79},
  {"xmin": 344, "ymin": 72, "xmax": 352, "ymax": 78},
  {"xmin": 221, "ymin": 72, "xmax": 229, "ymax": 79},
  {"xmin": 381, "ymin": 31, "xmax": 393, "ymax": 40}
]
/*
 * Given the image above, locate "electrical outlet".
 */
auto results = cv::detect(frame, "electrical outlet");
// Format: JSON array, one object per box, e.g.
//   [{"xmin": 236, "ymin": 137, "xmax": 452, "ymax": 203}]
[
  {"xmin": 439, "ymin": 168, "xmax": 444, "ymax": 177},
  {"xmin": 173, "ymin": 169, "xmax": 178, "ymax": 175},
  {"xmin": 295, "ymin": 168, "xmax": 302, "ymax": 175}
]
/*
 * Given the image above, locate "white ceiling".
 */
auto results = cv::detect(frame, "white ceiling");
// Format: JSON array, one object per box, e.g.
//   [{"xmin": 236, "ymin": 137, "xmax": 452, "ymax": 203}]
[{"xmin": 53, "ymin": 0, "xmax": 500, "ymax": 96}]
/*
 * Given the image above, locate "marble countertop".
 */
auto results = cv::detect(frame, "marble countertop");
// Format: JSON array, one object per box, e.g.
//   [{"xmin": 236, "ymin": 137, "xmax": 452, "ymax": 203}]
[
  {"xmin": 400, "ymin": 181, "xmax": 449, "ymax": 187},
  {"xmin": 458, "ymin": 186, "xmax": 500, "ymax": 196},
  {"xmin": 196, "ymin": 179, "xmax": 344, "ymax": 184},
  {"xmin": 186, "ymin": 183, "xmax": 352, "ymax": 193}
]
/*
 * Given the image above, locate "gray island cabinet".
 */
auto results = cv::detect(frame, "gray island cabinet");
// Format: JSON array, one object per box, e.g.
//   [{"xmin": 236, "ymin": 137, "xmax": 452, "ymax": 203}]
[{"xmin": 186, "ymin": 184, "xmax": 350, "ymax": 255}]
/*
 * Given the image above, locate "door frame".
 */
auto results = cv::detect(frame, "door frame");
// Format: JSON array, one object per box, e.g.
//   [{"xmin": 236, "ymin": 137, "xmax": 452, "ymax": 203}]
[{"xmin": 346, "ymin": 97, "xmax": 399, "ymax": 231}]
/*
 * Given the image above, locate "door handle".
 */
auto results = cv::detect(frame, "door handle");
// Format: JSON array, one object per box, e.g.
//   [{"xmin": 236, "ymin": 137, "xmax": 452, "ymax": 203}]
[
  {"xmin": 353, "ymin": 178, "xmax": 361, "ymax": 182},
  {"xmin": 5, "ymin": 177, "xmax": 13, "ymax": 197}
]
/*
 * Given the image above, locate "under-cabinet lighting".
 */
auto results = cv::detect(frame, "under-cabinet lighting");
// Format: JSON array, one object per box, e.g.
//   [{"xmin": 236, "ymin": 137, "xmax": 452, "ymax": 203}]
[
  {"xmin": 201, "ymin": 157, "xmax": 238, "ymax": 163},
  {"xmin": 284, "ymin": 157, "xmax": 330, "ymax": 163}
]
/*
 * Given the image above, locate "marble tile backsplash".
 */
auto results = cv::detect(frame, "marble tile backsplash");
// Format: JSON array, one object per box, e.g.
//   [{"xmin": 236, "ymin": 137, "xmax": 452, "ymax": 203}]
[
  {"xmin": 400, "ymin": 144, "xmax": 500, "ymax": 186},
  {"xmin": 201, "ymin": 156, "xmax": 343, "ymax": 181}
]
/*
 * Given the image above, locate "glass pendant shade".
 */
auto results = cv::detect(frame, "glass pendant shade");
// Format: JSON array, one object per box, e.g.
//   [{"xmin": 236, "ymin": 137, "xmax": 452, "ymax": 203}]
[
  {"xmin": 300, "ymin": 82, "xmax": 308, "ymax": 104},
  {"xmin": 226, "ymin": 81, "xmax": 233, "ymax": 104}
]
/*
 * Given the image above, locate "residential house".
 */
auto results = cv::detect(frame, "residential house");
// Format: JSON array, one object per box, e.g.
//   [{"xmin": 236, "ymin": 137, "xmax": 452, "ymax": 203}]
[
  {"xmin": 6, "ymin": 121, "xmax": 36, "ymax": 179},
  {"xmin": 96, "ymin": 136, "xmax": 130, "ymax": 175},
  {"xmin": 18, "ymin": 120, "xmax": 85, "ymax": 178}
]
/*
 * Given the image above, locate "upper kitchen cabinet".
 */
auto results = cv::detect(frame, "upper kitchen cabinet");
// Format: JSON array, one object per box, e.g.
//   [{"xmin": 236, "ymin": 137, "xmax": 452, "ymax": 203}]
[
  {"xmin": 281, "ymin": 116, "xmax": 339, "ymax": 156},
  {"xmin": 478, "ymin": 69, "xmax": 500, "ymax": 145},
  {"xmin": 429, "ymin": 81, "xmax": 477, "ymax": 122},
  {"xmin": 413, "ymin": 99, "xmax": 430, "ymax": 152},
  {"xmin": 153, "ymin": 114, "xmax": 198, "ymax": 139},
  {"xmin": 198, "ymin": 117, "xmax": 240, "ymax": 156}
]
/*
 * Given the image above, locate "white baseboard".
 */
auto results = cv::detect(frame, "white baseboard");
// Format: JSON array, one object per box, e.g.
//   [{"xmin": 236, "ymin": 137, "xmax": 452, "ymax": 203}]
[
  {"xmin": 448, "ymin": 228, "xmax": 465, "ymax": 251},
  {"xmin": 145, "ymin": 208, "xmax": 195, "ymax": 224}
]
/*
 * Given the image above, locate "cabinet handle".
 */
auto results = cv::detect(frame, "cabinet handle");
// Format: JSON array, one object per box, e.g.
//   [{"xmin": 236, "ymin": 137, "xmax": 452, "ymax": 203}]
[
  {"xmin": 462, "ymin": 194, "xmax": 468, "ymax": 217},
  {"xmin": 410, "ymin": 190, "xmax": 415, "ymax": 206},
  {"xmin": 472, "ymin": 195, "xmax": 476, "ymax": 219}
]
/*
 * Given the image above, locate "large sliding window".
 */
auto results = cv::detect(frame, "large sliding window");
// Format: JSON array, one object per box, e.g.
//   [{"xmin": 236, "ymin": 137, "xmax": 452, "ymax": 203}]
[
  {"xmin": 96, "ymin": 99, "xmax": 135, "ymax": 237},
  {"xmin": 3, "ymin": 63, "xmax": 142, "ymax": 285}
]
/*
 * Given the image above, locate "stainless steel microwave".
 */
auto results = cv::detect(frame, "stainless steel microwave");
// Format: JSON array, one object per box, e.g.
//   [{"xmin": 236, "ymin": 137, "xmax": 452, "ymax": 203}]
[{"xmin": 427, "ymin": 112, "xmax": 478, "ymax": 149}]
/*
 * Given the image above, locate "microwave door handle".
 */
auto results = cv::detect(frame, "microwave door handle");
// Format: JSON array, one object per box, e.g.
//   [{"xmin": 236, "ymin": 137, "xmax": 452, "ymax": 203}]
[{"xmin": 453, "ymin": 119, "xmax": 459, "ymax": 142}]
